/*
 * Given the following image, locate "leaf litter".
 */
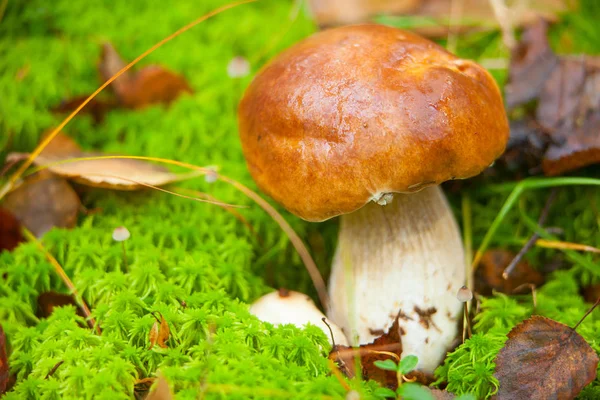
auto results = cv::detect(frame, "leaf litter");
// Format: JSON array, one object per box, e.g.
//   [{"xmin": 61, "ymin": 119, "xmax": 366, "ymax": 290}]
[
  {"xmin": 506, "ymin": 19, "xmax": 600, "ymax": 177},
  {"xmin": 494, "ymin": 315, "xmax": 599, "ymax": 399}
]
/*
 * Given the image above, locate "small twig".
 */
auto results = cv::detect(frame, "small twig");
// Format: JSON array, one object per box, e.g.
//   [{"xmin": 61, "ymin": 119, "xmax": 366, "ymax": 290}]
[
  {"xmin": 321, "ymin": 318, "xmax": 337, "ymax": 348},
  {"xmin": 22, "ymin": 228, "xmax": 100, "ymax": 334},
  {"xmin": 573, "ymin": 296, "xmax": 600, "ymax": 331},
  {"xmin": 45, "ymin": 360, "xmax": 64, "ymax": 379},
  {"xmin": 503, "ymin": 189, "xmax": 558, "ymax": 279}
]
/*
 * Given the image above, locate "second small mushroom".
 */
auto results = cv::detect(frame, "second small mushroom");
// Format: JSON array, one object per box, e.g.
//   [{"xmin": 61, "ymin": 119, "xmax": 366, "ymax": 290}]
[{"xmin": 239, "ymin": 24, "xmax": 508, "ymax": 373}]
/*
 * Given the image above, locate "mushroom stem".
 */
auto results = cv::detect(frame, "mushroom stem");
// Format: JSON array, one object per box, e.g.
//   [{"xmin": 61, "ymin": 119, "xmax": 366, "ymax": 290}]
[{"xmin": 327, "ymin": 185, "xmax": 465, "ymax": 373}]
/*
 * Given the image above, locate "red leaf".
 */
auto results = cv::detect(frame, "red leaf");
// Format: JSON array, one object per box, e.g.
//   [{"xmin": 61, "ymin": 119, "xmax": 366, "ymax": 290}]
[
  {"xmin": 494, "ymin": 315, "xmax": 599, "ymax": 399},
  {"xmin": 329, "ymin": 313, "xmax": 402, "ymax": 389}
]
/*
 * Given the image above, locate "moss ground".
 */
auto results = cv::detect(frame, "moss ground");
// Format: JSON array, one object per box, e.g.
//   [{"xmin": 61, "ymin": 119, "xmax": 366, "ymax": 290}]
[{"xmin": 1, "ymin": 1, "xmax": 600, "ymax": 399}]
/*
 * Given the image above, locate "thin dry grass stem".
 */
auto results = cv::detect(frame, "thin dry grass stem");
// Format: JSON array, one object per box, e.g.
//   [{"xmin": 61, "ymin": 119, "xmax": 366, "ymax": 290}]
[
  {"xmin": 21, "ymin": 228, "xmax": 100, "ymax": 334},
  {"xmin": 512, "ymin": 283, "xmax": 538, "ymax": 308},
  {"xmin": 446, "ymin": 0, "xmax": 465, "ymax": 53},
  {"xmin": 489, "ymin": 0, "xmax": 517, "ymax": 49},
  {"xmin": 0, "ymin": 0, "xmax": 256, "ymax": 201},
  {"xmin": 27, "ymin": 164, "xmax": 245, "ymax": 209},
  {"xmin": 535, "ymin": 239, "xmax": 600, "ymax": 254},
  {"xmin": 29, "ymin": 154, "xmax": 329, "ymax": 310},
  {"xmin": 327, "ymin": 358, "xmax": 352, "ymax": 391},
  {"xmin": 218, "ymin": 174, "xmax": 330, "ymax": 310}
]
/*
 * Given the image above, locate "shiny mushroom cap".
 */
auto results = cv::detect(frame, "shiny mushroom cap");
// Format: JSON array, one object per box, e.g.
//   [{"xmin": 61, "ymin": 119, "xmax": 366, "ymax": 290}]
[{"xmin": 238, "ymin": 24, "xmax": 509, "ymax": 222}]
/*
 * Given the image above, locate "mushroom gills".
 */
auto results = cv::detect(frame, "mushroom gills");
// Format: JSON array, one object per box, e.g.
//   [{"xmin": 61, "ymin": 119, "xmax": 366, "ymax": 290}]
[{"xmin": 327, "ymin": 185, "xmax": 464, "ymax": 373}]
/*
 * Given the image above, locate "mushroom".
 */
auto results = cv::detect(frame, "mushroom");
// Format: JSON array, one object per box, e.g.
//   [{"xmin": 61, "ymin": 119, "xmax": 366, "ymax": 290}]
[
  {"xmin": 238, "ymin": 24, "xmax": 508, "ymax": 372},
  {"xmin": 250, "ymin": 289, "xmax": 349, "ymax": 346}
]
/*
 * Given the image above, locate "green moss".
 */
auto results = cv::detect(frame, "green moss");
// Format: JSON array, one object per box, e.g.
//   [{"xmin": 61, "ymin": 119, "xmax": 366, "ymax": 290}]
[{"xmin": 3, "ymin": 0, "xmax": 600, "ymax": 399}]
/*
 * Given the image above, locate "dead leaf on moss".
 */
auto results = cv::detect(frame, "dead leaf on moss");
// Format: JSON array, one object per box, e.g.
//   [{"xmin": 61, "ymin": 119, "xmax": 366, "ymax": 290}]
[
  {"xmin": 505, "ymin": 19, "xmax": 600, "ymax": 176},
  {"xmin": 145, "ymin": 375, "xmax": 173, "ymax": 400},
  {"xmin": 329, "ymin": 312, "xmax": 402, "ymax": 389},
  {"xmin": 10, "ymin": 130, "xmax": 201, "ymax": 190},
  {"xmin": 494, "ymin": 315, "xmax": 599, "ymax": 399},
  {"xmin": 99, "ymin": 43, "xmax": 193, "ymax": 109},
  {"xmin": 0, "ymin": 208, "xmax": 24, "ymax": 252},
  {"xmin": 475, "ymin": 249, "xmax": 544, "ymax": 296},
  {"xmin": 0, "ymin": 324, "xmax": 7, "ymax": 394},
  {"xmin": 428, "ymin": 388, "xmax": 455, "ymax": 399},
  {"xmin": 37, "ymin": 291, "xmax": 84, "ymax": 319},
  {"xmin": 3, "ymin": 170, "xmax": 80, "ymax": 237},
  {"xmin": 149, "ymin": 313, "xmax": 170, "ymax": 349}
]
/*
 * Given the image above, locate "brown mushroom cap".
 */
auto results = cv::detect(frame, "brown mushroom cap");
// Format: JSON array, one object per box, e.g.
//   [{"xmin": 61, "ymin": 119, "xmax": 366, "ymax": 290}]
[{"xmin": 238, "ymin": 24, "xmax": 509, "ymax": 222}]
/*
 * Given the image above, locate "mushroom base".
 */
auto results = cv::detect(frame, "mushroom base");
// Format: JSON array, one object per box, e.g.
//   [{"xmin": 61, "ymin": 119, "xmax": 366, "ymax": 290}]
[{"xmin": 327, "ymin": 186, "xmax": 465, "ymax": 373}]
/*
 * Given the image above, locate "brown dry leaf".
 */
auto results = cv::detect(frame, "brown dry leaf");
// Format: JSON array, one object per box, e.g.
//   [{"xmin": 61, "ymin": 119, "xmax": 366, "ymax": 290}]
[
  {"xmin": 0, "ymin": 208, "xmax": 24, "ymax": 252},
  {"xmin": 149, "ymin": 313, "xmax": 170, "ymax": 349},
  {"xmin": 99, "ymin": 43, "xmax": 193, "ymax": 109},
  {"xmin": 307, "ymin": 0, "xmax": 565, "ymax": 36},
  {"xmin": 12, "ymin": 130, "xmax": 200, "ymax": 190},
  {"xmin": 475, "ymin": 249, "xmax": 544, "ymax": 296},
  {"xmin": 494, "ymin": 315, "xmax": 599, "ymax": 399},
  {"xmin": 329, "ymin": 313, "xmax": 402, "ymax": 389},
  {"xmin": 145, "ymin": 375, "xmax": 173, "ymax": 400},
  {"xmin": 37, "ymin": 291, "xmax": 84, "ymax": 319},
  {"xmin": 0, "ymin": 324, "xmax": 7, "ymax": 394},
  {"xmin": 582, "ymin": 284, "xmax": 600, "ymax": 304},
  {"xmin": 3, "ymin": 170, "xmax": 80, "ymax": 237},
  {"xmin": 506, "ymin": 19, "xmax": 600, "ymax": 176}
]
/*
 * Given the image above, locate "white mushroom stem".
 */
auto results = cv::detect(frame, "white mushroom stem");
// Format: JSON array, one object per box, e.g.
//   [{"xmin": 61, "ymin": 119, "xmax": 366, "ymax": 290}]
[
  {"xmin": 327, "ymin": 186, "xmax": 465, "ymax": 373},
  {"xmin": 250, "ymin": 289, "xmax": 349, "ymax": 347}
]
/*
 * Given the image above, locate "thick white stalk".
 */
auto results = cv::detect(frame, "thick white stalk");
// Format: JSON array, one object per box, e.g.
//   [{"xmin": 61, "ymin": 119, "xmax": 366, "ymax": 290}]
[{"xmin": 327, "ymin": 186, "xmax": 465, "ymax": 373}]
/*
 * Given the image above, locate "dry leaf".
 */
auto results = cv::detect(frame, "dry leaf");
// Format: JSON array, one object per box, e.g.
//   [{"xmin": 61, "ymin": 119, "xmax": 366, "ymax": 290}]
[
  {"xmin": 37, "ymin": 291, "xmax": 84, "ymax": 319},
  {"xmin": 3, "ymin": 170, "xmax": 80, "ymax": 237},
  {"xmin": 494, "ymin": 315, "xmax": 599, "ymax": 399},
  {"xmin": 0, "ymin": 324, "xmax": 7, "ymax": 394},
  {"xmin": 145, "ymin": 375, "xmax": 173, "ymax": 400},
  {"xmin": 12, "ymin": 131, "xmax": 200, "ymax": 190},
  {"xmin": 0, "ymin": 208, "xmax": 24, "ymax": 252},
  {"xmin": 506, "ymin": 19, "xmax": 600, "ymax": 176},
  {"xmin": 329, "ymin": 313, "xmax": 402, "ymax": 389},
  {"xmin": 428, "ymin": 388, "xmax": 455, "ymax": 399},
  {"xmin": 99, "ymin": 43, "xmax": 193, "ymax": 109},
  {"xmin": 149, "ymin": 313, "xmax": 170, "ymax": 349},
  {"xmin": 475, "ymin": 249, "xmax": 544, "ymax": 296},
  {"xmin": 582, "ymin": 284, "xmax": 600, "ymax": 304}
]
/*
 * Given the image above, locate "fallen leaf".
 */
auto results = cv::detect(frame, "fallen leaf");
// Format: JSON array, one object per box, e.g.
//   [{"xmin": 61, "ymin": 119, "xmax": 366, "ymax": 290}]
[
  {"xmin": 582, "ymin": 284, "xmax": 600, "ymax": 304},
  {"xmin": 494, "ymin": 315, "xmax": 598, "ymax": 399},
  {"xmin": 475, "ymin": 249, "xmax": 544, "ymax": 296},
  {"xmin": 428, "ymin": 388, "xmax": 455, "ymax": 399},
  {"xmin": 10, "ymin": 131, "xmax": 201, "ymax": 190},
  {"xmin": 329, "ymin": 313, "xmax": 402, "ymax": 389},
  {"xmin": 505, "ymin": 19, "xmax": 600, "ymax": 176},
  {"xmin": 99, "ymin": 43, "xmax": 193, "ymax": 109},
  {"xmin": 37, "ymin": 291, "xmax": 84, "ymax": 319},
  {"xmin": 308, "ymin": 0, "xmax": 565, "ymax": 37},
  {"xmin": 51, "ymin": 95, "xmax": 117, "ymax": 124},
  {"xmin": 3, "ymin": 170, "xmax": 80, "ymax": 237},
  {"xmin": 145, "ymin": 375, "xmax": 173, "ymax": 400},
  {"xmin": 149, "ymin": 313, "xmax": 170, "ymax": 349},
  {"xmin": 0, "ymin": 208, "xmax": 24, "ymax": 252},
  {"xmin": 0, "ymin": 324, "xmax": 7, "ymax": 394}
]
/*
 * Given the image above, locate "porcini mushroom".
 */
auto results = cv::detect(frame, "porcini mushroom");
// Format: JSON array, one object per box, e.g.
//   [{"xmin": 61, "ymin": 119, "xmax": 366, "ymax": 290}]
[
  {"xmin": 250, "ymin": 289, "xmax": 349, "ymax": 346},
  {"xmin": 238, "ymin": 24, "xmax": 508, "ymax": 372}
]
